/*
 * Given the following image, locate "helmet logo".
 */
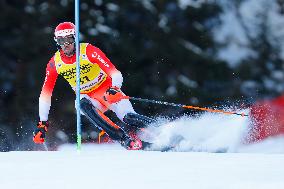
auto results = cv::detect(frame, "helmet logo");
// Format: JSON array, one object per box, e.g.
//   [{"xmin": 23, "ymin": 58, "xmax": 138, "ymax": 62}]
[
  {"xmin": 55, "ymin": 29, "xmax": 75, "ymax": 38},
  {"xmin": 54, "ymin": 22, "xmax": 75, "ymax": 38}
]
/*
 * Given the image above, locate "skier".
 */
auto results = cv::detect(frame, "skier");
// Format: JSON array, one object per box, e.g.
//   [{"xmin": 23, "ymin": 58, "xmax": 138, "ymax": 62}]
[{"xmin": 33, "ymin": 22, "xmax": 153, "ymax": 150}]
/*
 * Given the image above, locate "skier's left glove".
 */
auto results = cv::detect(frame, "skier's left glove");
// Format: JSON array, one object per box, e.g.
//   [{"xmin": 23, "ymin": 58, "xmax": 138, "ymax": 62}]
[
  {"xmin": 106, "ymin": 87, "xmax": 120, "ymax": 95},
  {"xmin": 33, "ymin": 121, "xmax": 49, "ymax": 144},
  {"xmin": 104, "ymin": 87, "xmax": 125, "ymax": 103}
]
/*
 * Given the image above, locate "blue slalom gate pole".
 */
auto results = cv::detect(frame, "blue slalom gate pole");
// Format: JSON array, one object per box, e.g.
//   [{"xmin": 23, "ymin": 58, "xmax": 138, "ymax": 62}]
[{"xmin": 75, "ymin": 0, "xmax": 81, "ymax": 151}]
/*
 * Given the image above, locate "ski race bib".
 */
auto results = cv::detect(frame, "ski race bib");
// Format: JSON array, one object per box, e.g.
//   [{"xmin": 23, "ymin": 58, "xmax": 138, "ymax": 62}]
[{"xmin": 54, "ymin": 43, "xmax": 107, "ymax": 93}]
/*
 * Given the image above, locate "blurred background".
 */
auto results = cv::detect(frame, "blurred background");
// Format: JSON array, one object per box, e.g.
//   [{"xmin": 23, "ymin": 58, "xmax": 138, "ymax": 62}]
[{"xmin": 1, "ymin": 0, "xmax": 284, "ymax": 150}]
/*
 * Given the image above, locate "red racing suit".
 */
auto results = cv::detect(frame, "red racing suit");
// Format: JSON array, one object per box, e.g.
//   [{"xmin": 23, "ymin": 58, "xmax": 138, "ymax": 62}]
[{"xmin": 39, "ymin": 43, "xmax": 125, "ymax": 121}]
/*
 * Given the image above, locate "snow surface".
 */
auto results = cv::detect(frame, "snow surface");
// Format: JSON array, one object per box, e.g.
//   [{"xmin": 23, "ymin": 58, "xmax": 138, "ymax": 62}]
[
  {"xmin": 1, "ymin": 112, "xmax": 284, "ymax": 189},
  {"xmin": 141, "ymin": 113, "xmax": 248, "ymax": 153}
]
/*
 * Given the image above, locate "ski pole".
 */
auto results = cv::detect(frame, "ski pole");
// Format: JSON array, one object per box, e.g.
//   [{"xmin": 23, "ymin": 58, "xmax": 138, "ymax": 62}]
[{"xmin": 122, "ymin": 96, "xmax": 248, "ymax": 117}]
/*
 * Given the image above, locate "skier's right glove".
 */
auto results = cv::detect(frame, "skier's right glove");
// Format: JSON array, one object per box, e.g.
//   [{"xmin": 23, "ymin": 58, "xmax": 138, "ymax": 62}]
[{"xmin": 33, "ymin": 121, "xmax": 49, "ymax": 144}]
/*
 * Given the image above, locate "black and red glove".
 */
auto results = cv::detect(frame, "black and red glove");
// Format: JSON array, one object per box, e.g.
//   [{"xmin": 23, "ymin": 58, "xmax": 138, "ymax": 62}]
[
  {"xmin": 104, "ymin": 87, "xmax": 125, "ymax": 103},
  {"xmin": 33, "ymin": 121, "xmax": 49, "ymax": 144},
  {"xmin": 106, "ymin": 87, "xmax": 120, "ymax": 95}
]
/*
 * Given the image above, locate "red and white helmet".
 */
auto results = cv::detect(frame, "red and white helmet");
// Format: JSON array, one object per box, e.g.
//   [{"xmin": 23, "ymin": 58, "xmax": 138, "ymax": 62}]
[{"xmin": 54, "ymin": 22, "xmax": 75, "ymax": 38}]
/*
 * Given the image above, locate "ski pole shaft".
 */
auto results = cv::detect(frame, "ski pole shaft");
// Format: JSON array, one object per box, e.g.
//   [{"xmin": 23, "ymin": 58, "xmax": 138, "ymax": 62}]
[
  {"xmin": 128, "ymin": 97, "xmax": 184, "ymax": 107},
  {"xmin": 124, "ymin": 96, "xmax": 248, "ymax": 117}
]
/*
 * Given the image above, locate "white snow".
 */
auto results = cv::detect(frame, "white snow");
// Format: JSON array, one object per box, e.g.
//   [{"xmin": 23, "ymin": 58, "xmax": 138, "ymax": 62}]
[
  {"xmin": 1, "ymin": 111, "xmax": 284, "ymax": 189},
  {"xmin": 1, "ymin": 145, "xmax": 284, "ymax": 189},
  {"xmin": 140, "ymin": 113, "xmax": 245, "ymax": 152}
]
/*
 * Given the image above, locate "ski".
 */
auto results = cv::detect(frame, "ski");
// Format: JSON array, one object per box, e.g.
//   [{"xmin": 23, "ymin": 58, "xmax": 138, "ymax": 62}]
[
  {"xmin": 160, "ymin": 135, "xmax": 185, "ymax": 152},
  {"xmin": 140, "ymin": 135, "xmax": 185, "ymax": 152}
]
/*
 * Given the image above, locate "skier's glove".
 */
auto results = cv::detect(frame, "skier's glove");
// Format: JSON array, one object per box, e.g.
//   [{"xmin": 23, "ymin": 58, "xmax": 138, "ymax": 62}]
[
  {"xmin": 104, "ymin": 87, "xmax": 125, "ymax": 103},
  {"xmin": 106, "ymin": 87, "xmax": 120, "ymax": 95},
  {"xmin": 33, "ymin": 121, "xmax": 49, "ymax": 144}
]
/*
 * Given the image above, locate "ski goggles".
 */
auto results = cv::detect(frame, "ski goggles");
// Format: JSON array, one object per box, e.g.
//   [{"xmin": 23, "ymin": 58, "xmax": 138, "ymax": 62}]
[{"xmin": 55, "ymin": 36, "xmax": 75, "ymax": 46}]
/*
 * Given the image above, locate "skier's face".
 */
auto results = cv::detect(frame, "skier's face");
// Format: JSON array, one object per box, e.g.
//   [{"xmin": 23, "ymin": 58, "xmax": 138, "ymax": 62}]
[
  {"xmin": 55, "ymin": 35, "xmax": 75, "ymax": 56},
  {"xmin": 61, "ymin": 42, "xmax": 75, "ymax": 57}
]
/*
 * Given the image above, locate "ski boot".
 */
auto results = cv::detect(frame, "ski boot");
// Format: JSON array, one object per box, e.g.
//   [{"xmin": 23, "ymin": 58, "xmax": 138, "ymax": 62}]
[
  {"xmin": 120, "ymin": 135, "xmax": 142, "ymax": 150},
  {"xmin": 120, "ymin": 135, "xmax": 152, "ymax": 150}
]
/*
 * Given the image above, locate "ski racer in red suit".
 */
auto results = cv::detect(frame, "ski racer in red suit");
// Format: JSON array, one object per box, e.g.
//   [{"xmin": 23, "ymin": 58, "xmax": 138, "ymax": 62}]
[{"xmin": 33, "ymin": 22, "xmax": 153, "ymax": 150}]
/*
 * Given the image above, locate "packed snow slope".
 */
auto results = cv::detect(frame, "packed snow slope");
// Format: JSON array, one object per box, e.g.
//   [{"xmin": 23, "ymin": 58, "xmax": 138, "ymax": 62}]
[
  {"xmin": 1, "ymin": 145, "xmax": 284, "ymax": 189},
  {"xmin": 1, "ymin": 112, "xmax": 284, "ymax": 189}
]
